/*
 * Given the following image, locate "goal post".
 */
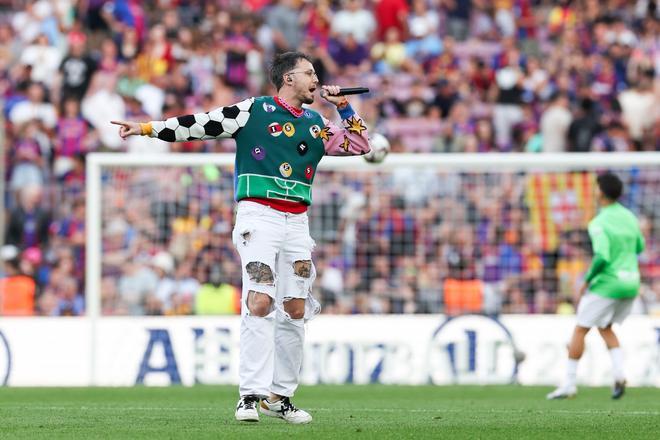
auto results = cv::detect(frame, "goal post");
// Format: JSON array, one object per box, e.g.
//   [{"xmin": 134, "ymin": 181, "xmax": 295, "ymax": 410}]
[{"xmin": 86, "ymin": 152, "xmax": 660, "ymax": 319}]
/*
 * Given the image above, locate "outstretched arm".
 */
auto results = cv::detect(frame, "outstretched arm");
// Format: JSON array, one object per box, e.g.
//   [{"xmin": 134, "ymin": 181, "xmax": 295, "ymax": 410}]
[
  {"xmin": 111, "ymin": 98, "xmax": 254, "ymax": 141},
  {"xmin": 319, "ymin": 86, "xmax": 371, "ymax": 156}
]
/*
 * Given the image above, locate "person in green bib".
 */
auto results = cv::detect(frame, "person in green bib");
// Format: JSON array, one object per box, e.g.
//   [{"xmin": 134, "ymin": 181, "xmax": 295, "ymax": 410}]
[
  {"xmin": 547, "ymin": 172, "xmax": 645, "ymax": 400},
  {"xmin": 112, "ymin": 52, "xmax": 371, "ymax": 424}
]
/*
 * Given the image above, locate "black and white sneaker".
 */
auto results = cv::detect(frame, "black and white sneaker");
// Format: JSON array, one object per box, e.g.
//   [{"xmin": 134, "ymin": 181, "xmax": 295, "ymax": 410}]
[
  {"xmin": 612, "ymin": 380, "xmax": 626, "ymax": 400},
  {"xmin": 235, "ymin": 394, "xmax": 260, "ymax": 422},
  {"xmin": 260, "ymin": 396, "xmax": 312, "ymax": 424}
]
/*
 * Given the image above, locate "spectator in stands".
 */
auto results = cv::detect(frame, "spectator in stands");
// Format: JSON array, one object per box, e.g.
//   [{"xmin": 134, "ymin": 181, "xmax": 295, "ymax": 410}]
[
  {"xmin": 443, "ymin": 0, "xmax": 472, "ymax": 41},
  {"xmin": 52, "ymin": 197, "xmax": 86, "ymax": 276},
  {"xmin": 494, "ymin": 0, "xmax": 516, "ymax": 38},
  {"xmin": 522, "ymin": 57, "xmax": 551, "ymax": 102},
  {"xmin": 19, "ymin": 246, "xmax": 46, "ymax": 292},
  {"xmin": 540, "ymin": 92, "xmax": 573, "ymax": 152},
  {"xmin": 618, "ymin": 68, "xmax": 656, "ymax": 150},
  {"xmin": 416, "ymin": 263, "xmax": 443, "ymax": 313},
  {"xmin": 101, "ymin": 275, "xmax": 123, "ymax": 314},
  {"xmin": 371, "ymin": 27, "xmax": 409, "ymax": 74},
  {"xmin": 117, "ymin": 259, "xmax": 157, "ymax": 316},
  {"xmin": 0, "ymin": 245, "xmax": 36, "ymax": 316},
  {"xmin": 40, "ymin": 247, "xmax": 81, "ymax": 316},
  {"xmin": 331, "ymin": 0, "xmax": 376, "ymax": 45},
  {"xmin": 5, "ymin": 185, "xmax": 51, "ymax": 250},
  {"xmin": 136, "ymin": 24, "xmax": 173, "ymax": 83},
  {"xmin": 20, "ymin": 33, "xmax": 61, "ymax": 87},
  {"xmin": 591, "ymin": 120, "xmax": 631, "ymax": 152},
  {"xmin": 101, "ymin": 0, "xmax": 147, "ymax": 42},
  {"xmin": 223, "ymin": 14, "xmax": 254, "ymax": 90},
  {"xmin": 56, "ymin": 98, "xmax": 95, "ymax": 159},
  {"xmin": 55, "ymin": 276, "xmax": 84, "ymax": 316},
  {"xmin": 301, "ymin": 0, "xmax": 333, "ymax": 48},
  {"xmin": 58, "ymin": 31, "xmax": 97, "ymax": 102},
  {"xmin": 195, "ymin": 265, "xmax": 240, "ymax": 315},
  {"xmin": 445, "ymin": 101, "xmax": 476, "ymax": 152},
  {"xmin": 102, "ymin": 214, "xmax": 134, "ymax": 277},
  {"xmin": 96, "ymin": 37, "xmax": 120, "ymax": 74},
  {"xmin": 9, "ymin": 82, "xmax": 57, "ymax": 129},
  {"xmin": 266, "ymin": 0, "xmax": 304, "ymax": 52},
  {"xmin": 329, "ymin": 32, "xmax": 371, "ymax": 70},
  {"xmin": 406, "ymin": 0, "xmax": 442, "ymax": 62},
  {"xmin": 0, "ymin": 23, "xmax": 18, "ymax": 72},
  {"xmin": 390, "ymin": 283, "xmax": 417, "ymax": 314},
  {"xmin": 374, "ymin": 0, "xmax": 408, "ymax": 42},
  {"xmin": 567, "ymin": 97, "xmax": 602, "ymax": 152},
  {"xmin": 431, "ymin": 78, "xmax": 458, "ymax": 119},
  {"xmin": 151, "ymin": 251, "xmax": 176, "ymax": 315},
  {"xmin": 492, "ymin": 54, "xmax": 524, "ymax": 150},
  {"xmin": 116, "ymin": 26, "xmax": 140, "ymax": 61},
  {"xmin": 7, "ymin": 122, "xmax": 48, "ymax": 198},
  {"xmin": 167, "ymin": 259, "xmax": 200, "ymax": 315},
  {"xmin": 639, "ymin": 280, "xmax": 660, "ymax": 317},
  {"xmin": 547, "ymin": 0, "xmax": 577, "ymax": 40},
  {"xmin": 474, "ymin": 118, "xmax": 496, "ymax": 152},
  {"xmin": 81, "ymin": 72, "xmax": 125, "ymax": 149},
  {"xmin": 502, "ymin": 285, "xmax": 529, "ymax": 313}
]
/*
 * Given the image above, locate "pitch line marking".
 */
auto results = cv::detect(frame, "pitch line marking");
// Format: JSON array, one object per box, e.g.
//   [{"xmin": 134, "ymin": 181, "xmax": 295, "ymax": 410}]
[{"xmin": 3, "ymin": 406, "xmax": 659, "ymax": 416}]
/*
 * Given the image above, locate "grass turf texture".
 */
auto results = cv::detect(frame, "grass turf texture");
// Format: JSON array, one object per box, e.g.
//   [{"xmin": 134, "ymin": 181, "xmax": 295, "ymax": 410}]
[{"xmin": 1, "ymin": 385, "xmax": 658, "ymax": 439}]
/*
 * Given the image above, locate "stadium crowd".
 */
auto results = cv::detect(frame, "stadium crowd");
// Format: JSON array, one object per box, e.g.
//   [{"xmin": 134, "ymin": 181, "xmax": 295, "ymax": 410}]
[{"xmin": 0, "ymin": 0, "xmax": 658, "ymax": 317}]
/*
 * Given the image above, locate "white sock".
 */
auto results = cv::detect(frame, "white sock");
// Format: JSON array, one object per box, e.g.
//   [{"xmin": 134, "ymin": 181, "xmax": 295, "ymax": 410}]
[
  {"xmin": 566, "ymin": 358, "xmax": 579, "ymax": 388},
  {"xmin": 609, "ymin": 347, "xmax": 625, "ymax": 382}
]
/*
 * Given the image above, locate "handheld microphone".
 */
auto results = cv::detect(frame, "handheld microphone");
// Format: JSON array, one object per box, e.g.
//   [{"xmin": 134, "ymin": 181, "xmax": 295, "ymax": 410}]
[{"xmin": 320, "ymin": 87, "xmax": 370, "ymax": 97}]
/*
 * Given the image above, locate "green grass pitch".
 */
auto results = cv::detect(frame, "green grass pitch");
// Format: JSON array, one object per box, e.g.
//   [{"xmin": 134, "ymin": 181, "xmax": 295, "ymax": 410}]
[{"xmin": 1, "ymin": 385, "xmax": 658, "ymax": 439}]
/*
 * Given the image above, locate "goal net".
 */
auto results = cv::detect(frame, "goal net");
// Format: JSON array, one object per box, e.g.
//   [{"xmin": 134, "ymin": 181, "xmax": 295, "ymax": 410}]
[{"xmin": 86, "ymin": 153, "xmax": 660, "ymax": 318}]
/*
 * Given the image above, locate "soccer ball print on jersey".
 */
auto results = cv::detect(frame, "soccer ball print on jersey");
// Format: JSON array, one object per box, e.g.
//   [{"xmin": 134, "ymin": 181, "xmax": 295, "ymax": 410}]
[{"xmin": 152, "ymin": 99, "xmax": 253, "ymax": 142}]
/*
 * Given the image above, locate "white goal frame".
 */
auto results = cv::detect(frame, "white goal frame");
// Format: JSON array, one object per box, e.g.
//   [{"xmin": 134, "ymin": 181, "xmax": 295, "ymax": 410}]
[{"xmin": 86, "ymin": 151, "xmax": 660, "ymax": 319}]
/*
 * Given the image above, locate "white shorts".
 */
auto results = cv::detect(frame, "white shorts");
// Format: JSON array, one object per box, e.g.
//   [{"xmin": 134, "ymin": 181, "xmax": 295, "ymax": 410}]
[
  {"xmin": 576, "ymin": 292, "xmax": 635, "ymax": 328},
  {"xmin": 232, "ymin": 201, "xmax": 320, "ymax": 319}
]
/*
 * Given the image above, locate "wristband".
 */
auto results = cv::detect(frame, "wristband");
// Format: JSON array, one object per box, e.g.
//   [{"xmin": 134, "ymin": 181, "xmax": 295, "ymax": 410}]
[
  {"xmin": 336, "ymin": 97, "xmax": 349, "ymax": 110},
  {"xmin": 140, "ymin": 122, "xmax": 152, "ymax": 136},
  {"xmin": 337, "ymin": 103, "xmax": 355, "ymax": 120}
]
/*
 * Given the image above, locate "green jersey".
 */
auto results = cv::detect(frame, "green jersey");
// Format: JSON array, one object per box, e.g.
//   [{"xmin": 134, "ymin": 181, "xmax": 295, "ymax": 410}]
[
  {"xmin": 233, "ymin": 97, "xmax": 326, "ymax": 205},
  {"xmin": 584, "ymin": 202, "xmax": 645, "ymax": 299}
]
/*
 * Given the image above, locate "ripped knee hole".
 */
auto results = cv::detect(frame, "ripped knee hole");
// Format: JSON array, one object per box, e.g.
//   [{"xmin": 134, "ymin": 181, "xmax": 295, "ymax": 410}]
[
  {"xmin": 246, "ymin": 262, "xmax": 274, "ymax": 284},
  {"xmin": 283, "ymin": 297, "xmax": 306, "ymax": 319},
  {"xmin": 247, "ymin": 290, "xmax": 273, "ymax": 315},
  {"xmin": 293, "ymin": 260, "xmax": 312, "ymax": 278}
]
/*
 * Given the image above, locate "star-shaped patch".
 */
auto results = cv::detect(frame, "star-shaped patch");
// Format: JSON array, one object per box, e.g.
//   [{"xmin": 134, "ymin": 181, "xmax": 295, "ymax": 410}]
[
  {"xmin": 345, "ymin": 116, "xmax": 367, "ymax": 135},
  {"xmin": 341, "ymin": 136, "xmax": 351, "ymax": 152},
  {"xmin": 318, "ymin": 126, "xmax": 333, "ymax": 141}
]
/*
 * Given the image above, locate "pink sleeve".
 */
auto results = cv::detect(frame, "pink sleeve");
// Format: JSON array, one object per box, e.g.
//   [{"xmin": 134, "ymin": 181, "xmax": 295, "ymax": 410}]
[{"xmin": 321, "ymin": 113, "xmax": 371, "ymax": 156}]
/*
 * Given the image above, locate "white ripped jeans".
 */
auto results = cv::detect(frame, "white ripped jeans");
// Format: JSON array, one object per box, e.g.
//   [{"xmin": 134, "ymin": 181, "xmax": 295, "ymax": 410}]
[{"xmin": 232, "ymin": 201, "xmax": 320, "ymax": 397}]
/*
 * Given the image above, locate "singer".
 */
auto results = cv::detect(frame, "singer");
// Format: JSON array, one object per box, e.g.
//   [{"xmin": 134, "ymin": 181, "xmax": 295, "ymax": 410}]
[{"xmin": 111, "ymin": 51, "xmax": 372, "ymax": 425}]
